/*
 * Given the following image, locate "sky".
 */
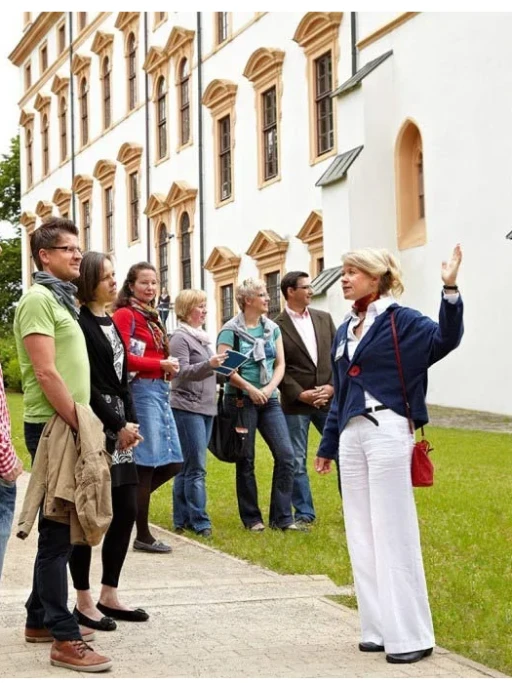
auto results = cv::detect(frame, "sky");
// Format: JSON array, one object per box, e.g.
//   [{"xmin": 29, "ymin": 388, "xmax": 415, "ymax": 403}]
[{"xmin": 0, "ymin": 10, "xmax": 22, "ymax": 239}]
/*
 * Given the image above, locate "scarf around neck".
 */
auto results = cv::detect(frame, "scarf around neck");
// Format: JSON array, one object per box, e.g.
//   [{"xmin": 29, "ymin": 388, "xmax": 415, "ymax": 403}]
[
  {"xmin": 221, "ymin": 312, "xmax": 278, "ymax": 385},
  {"xmin": 177, "ymin": 321, "xmax": 212, "ymax": 347},
  {"xmin": 129, "ymin": 297, "xmax": 169, "ymax": 355},
  {"xmin": 353, "ymin": 292, "xmax": 380, "ymax": 314},
  {"xmin": 33, "ymin": 271, "xmax": 79, "ymax": 320}
]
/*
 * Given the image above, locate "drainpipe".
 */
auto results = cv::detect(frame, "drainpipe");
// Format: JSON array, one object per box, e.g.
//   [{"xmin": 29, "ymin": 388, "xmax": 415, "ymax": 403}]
[
  {"xmin": 143, "ymin": 13, "xmax": 151, "ymax": 262},
  {"xmin": 351, "ymin": 12, "xmax": 357, "ymax": 76},
  {"xmin": 68, "ymin": 12, "xmax": 76, "ymax": 224},
  {"xmin": 196, "ymin": 12, "xmax": 205, "ymax": 290}
]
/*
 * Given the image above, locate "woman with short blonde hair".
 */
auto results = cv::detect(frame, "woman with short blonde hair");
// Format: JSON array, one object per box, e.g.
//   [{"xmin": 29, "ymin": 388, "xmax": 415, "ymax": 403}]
[
  {"xmin": 316, "ymin": 245, "xmax": 464, "ymax": 664},
  {"xmin": 170, "ymin": 290, "xmax": 227, "ymax": 537}
]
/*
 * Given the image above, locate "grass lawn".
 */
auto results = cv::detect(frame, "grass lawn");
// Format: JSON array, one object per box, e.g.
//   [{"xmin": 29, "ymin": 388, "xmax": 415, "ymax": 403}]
[{"xmin": 7, "ymin": 392, "xmax": 512, "ymax": 675}]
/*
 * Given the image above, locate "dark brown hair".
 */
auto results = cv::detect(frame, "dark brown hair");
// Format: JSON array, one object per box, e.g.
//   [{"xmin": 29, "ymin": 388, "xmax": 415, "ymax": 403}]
[
  {"xmin": 113, "ymin": 261, "xmax": 157, "ymax": 310},
  {"xmin": 280, "ymin": 271, "xmax": 309, "ymax": 300},
  {"xmin": 75, "ymin": 251, "xmax": 112, "ymax": 304},
  {"xmin": 30, "ymin": 217, "xmax": 79, "ymax": 270}
]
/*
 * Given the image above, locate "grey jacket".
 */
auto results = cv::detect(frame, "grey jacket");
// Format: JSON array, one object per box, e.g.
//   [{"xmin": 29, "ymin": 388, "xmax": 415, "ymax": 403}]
[{"xmin": 169, "ymin": 329, "xmax": 218, "ymax": 416}]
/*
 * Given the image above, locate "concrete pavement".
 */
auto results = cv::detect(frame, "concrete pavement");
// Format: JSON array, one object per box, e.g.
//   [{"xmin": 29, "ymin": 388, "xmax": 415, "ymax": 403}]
[{"xmin": 0, "ymin": 473, "xmax": 505, "ymax": 678}]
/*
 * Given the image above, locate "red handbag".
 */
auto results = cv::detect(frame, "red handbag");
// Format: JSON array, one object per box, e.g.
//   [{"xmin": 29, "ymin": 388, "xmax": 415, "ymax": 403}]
[{"xmin": 390, "ymin": 312, "xmax": 434, "ymax": 487}]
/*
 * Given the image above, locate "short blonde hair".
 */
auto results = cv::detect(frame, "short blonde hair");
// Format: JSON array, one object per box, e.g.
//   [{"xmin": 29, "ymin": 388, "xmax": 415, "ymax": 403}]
[
  {"xmin": 175, "ymin": 289, "xmax": 207, "ymax": 322},
  {"xmin": 235, "ymin": 278, "xmax": 266, "ymax": 311},
  {"xmin": 342, "ymin": 248, "xmax": 404, "ymax": 297}
]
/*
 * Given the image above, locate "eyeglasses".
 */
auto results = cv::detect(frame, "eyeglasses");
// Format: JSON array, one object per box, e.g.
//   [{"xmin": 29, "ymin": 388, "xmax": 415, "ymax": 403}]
[
  {"xmin": 255, "ymin": 293, "xmax": 270, "ymax": 298},
  {"xmin": 46, "ymin": 246, "xmax": 83, "ymax": 255},
  {"xmin": 295, "ymin": 285, "xmax": 314, "ymax": 291}
]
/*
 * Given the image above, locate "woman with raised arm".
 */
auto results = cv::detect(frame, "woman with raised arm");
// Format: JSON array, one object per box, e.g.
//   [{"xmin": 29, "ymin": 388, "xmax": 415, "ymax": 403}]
[{"xmin": 316, "ymin": 246, "xmax": 463, "ymax": 664}]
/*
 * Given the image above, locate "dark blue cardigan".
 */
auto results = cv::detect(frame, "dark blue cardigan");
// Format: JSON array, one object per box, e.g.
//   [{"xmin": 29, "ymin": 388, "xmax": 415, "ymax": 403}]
[{"xmin": 317, "ymin": 295, "xmax": 464, "ymax": 459}]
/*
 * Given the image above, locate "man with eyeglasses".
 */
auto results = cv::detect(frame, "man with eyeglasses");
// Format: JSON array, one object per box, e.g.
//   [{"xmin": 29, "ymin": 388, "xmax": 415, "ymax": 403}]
[
  {"xmin": 13, "ymin": 218, "xmax": 111, "ymax": 672},
  {"xmin": 275, "ymin": 271, "xmax": 337, "ymax": 526}
]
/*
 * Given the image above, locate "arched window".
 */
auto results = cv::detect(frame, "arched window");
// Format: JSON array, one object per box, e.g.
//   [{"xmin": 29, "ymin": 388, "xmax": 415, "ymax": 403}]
[
  {"xmin": 42, "ymin": 115, "xmax": 49, "ymax": 176},
  {"xmin": 79, "ymin": 78, "xmax": 89, "ymax": 146},
  {"xmin": 156, "ymin": 77, "xmax": 167, "ymax": 159},
  {"xmin": 158, "ymin": 224, "xmax": 168, "ymax": 291},
  {"xmin": 102, "ymin": 57, "xmax": 111, "ymax": 130},
  {"xmin": 395, "ymin": 120, "xmax": 427, "ymax": 250},
  {"xmin": 26, "ymin": 128, "xmax": 33, "ymax": 187},
  {"xmin": 59, "ymin": 97, "xmax": 67, "ymax": 162},
  {"xmin": 180, "ymin": 212, "xmax": 191, "ymax": 289},
  {"xmin": 127, "ymin": 33, "xmax": 137, "ymax": 111},
  {"xmin": 179, "ymin": 58, "xmax": 190, "ymax": 146}
]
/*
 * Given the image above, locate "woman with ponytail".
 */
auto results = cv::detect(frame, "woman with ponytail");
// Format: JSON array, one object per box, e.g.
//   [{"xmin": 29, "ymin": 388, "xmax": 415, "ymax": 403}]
[
  {"xmin": 113, "ymin": 263, "xmax": 182, "ymax": 554},
  {"xmin": 316, "ymin": 245, "xmax": 463, "ymax": 664}
]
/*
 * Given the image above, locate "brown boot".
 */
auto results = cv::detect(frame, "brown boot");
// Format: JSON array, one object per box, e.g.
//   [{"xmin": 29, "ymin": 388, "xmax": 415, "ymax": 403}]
[
  {"xmin": 25, "ymin": 625, "xmax": 95, "ymax": 643},
  {"xmin": 50, "ymin": 640, "xmax": 112, "ymax": 673}
]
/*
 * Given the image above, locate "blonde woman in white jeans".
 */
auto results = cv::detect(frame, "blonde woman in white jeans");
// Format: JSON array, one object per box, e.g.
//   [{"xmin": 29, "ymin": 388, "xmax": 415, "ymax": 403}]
[{"xmin": 316, "ymin": 245, "xmax": 463, "ymax": 664}]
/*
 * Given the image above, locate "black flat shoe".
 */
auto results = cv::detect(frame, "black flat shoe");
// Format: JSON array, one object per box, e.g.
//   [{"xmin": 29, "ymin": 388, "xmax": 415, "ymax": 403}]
[
  {"xmin": 73, "ymin": 607, "xmax": 117, "ymax": 631},
  {"xmin": 96, "ymin": 603, "xmax": 149, "ymax": 622},
  {"xmin": 359, "ymin": 642, "xmax": 385, "ymax": 652},
  {"xmin": 386, "ymin": 647, "xmax": 433, "ymax": 664}
]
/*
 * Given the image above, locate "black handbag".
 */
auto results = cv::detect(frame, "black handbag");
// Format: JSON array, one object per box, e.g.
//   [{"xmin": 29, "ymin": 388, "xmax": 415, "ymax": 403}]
[{"xmin": 208, "ymin": 334, "xmax": 249, "ymax": 463}]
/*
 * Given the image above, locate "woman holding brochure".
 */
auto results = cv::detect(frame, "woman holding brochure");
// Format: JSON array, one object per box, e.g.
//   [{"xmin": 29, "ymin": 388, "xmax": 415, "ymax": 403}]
[
  {"xmin": 217, "ymin": 278, "xmax": 301, "ymax": 533},
  {"xmin": 169, "ymin": 290, "xmax": 228, "ymax": 537}
]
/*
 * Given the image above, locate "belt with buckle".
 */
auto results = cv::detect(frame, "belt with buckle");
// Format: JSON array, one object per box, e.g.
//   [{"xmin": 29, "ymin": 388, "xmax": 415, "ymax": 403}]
[{"xmin": 362, "ymin": 404, "xmax": 388, "ymax": 426}]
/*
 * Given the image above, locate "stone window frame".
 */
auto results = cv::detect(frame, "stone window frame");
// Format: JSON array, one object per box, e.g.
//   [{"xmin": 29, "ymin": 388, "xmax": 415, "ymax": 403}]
[
  {"xmin": 39, "ymin": 41, "xmax": 48, "ymax": 76},
  {"xmin": 143, "ymin": 45, "xmax": 171, "ymax": 165},
  {"xmin": 296, "ymin": 209, "xmax": 324, "ymax": 277},
  {"xmin": 202, "ymin": 79, "xmax": 237, "ymax": 208},
  {"xmin": 144, "ymin": 191, "xmax": 171, "ymax": 277},
  {"xmin": 77, "ymin": 12, "xmax": 87, "ymax": 33},
  {"xmin": 246, "ymin": 229, "xmax": 289, "ymax": 313},
  {"xmin": 156, "ymin": 221, "xmax": 169, "ymax": 292},
  {"xmin": 20, "ymin": 110, "xmax": 35, "ymax": 189},
  {"xmin": 115, "ymin": 13, "xmax": 141, "ymax": 115},
  {"xmin": 57, "ymin": 19, "xmax": 66, "ymax": 55},
  {"xmin": 34, "ymin": 93, "xmax": 51, "ymax": 179},
  {"xmin": 52, "ymin": 187, "xmax": 72, "ymax": 218},
  {"xmin": 71, "ymin": 174, "xmax": 94, "ymax": 251},
  {"xmin": 243, "ymin": 48, "xmax": 285, "ymax": 189},
  {"xmin": 93, "ymin": 159, "xmax": 117, "ymax": 254},
  {"xmin": 204, "ymin": 246, "xmax": 241, "ymax": 331},
  {"xmin": 214, "ymin": 12, "xmax": 232, "ymax": 47},
  {"xmin": 24, "ymin": 61, "xmax": 32, "ymax": 91},
  {"xmin": 166, "ymin": 26, "xmax": 195, "ymax": 152},
  {"xmin": 35, "ymin": 200, "xmax": 53, "ymax": 223},
  {"xmin": 117, "ymin": 142, "xmax": 143, "ymax": 245},
  {"xmin": 166, "ymin": 181, "xmax": 198, "ymax": 289},
  {"xmin": 51, "ymin": 75, "xmax": 70, "ymax": 163},
  {"xmin": 293, "ymin": 12, "xmax": 342, "ymax": 166},
  {"xmin": 395, "ymin": 119, "xmax": 427, "ymax": 250},
  {"xmin": 71, "ymin": 54, "xmax": 91, "ymax": 149},
  {"xmin": 91, "ymin": 32, "xmax": 115, "ymax": 132},
  {"xmin": 153, "ymin": 12, "xmax": 168, "ymax": 31}
]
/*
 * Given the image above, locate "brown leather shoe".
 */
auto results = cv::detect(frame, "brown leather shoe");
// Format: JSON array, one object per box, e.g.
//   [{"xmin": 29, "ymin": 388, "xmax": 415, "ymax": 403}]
[
  {"xmin": 25, "ymin": 626, "xmax": 95, "ymax": 643},
  {"xmin": 50, "ymin": 640, "xmax": 112, "ymax": 673}
]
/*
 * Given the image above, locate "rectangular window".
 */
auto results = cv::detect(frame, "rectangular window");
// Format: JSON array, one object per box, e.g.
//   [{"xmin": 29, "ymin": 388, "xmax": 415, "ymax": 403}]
[
  {"xmin": 105, "ymin": 187, "xmax": 114, "ymax": 253},
  {"xmin": 129, "ymin": 172, "xmax": 139, "ymax": 241},
  {"xmin": 216, "ymin": 12, "xmax": 229, "ymax": 44},
  {"xmin": 265, "ymin": 271, "xmax": 281, "ymax": 319},
  {"xmin": 103, "ymin": 69, "xmax": 111, "ymax": 130},
  {"xmin": 78, "ymin": 12, "xmax": 87, "ymax": 31},
  {"xmin": 315, "ymin": 51, "xmax": 334, "ymax": 156},
  {"xmin": 82, "ymin": 200, "xmax": 91, "ymax": 252},
  {"xmin": 128, "ymin": 41, "xmax": 137, "ymax": 111},
  {"xmin": 180, "ymin": 78, "xmax": 190, "ymax": 146},
  {"xmin": 40, "ymin": 45, "xmax": 48, "ymax": 74},
  {"xmin": 316, "ymin": 257, "xmax": 324, "ymax": 275},
  {"xmin": 262, "ymin": 86, "xmax": 278, "ymax": 181},
  {"xmin": 218, "ymin": 115, "xmax": 231, "ymax": 201},
  {"xmin": 58, "ymin": 23, "xmax": 66, "ymax": 53},
  {"xmin": 221, "ymin": 284, "xmax": 234, "ymax": 325},
  {"xmin": 181, "ymin": 232, "xmax": 192, "ymax": 290},
  {"xmin": 158, "ymin": 232, "xmax": 168, "ymax": 291},
  {"xmin": 60, "ymin": 101, "xmax": 67, "ymax": 162},
  {"xmin": 24, "ymin": 62, "xmax": 31, "ymax": 90}
]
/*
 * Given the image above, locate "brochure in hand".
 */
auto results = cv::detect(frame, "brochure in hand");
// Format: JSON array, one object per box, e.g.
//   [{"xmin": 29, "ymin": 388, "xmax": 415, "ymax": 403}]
[
  {"xmin": 128, "ymin": 337, "xmax": 147, "ymax": 382},
  {"xmin": 214, "ymin": 349, "xmax": 250, "ymax": 377}
]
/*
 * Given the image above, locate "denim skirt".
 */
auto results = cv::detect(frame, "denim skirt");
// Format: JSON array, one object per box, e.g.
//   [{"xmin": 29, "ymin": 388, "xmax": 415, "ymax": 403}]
[{"xmin": 130, "ymin": 378, "xmax": 183, "ymax": 467}]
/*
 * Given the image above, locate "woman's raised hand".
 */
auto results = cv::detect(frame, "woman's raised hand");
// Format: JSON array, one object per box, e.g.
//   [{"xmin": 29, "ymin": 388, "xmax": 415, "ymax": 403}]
[
  {"xmin": 441, "ymin": 244, "xmax": 462, "ymax": 286},
  {"xmin": 209, "ymin": 352, "xmax": 228, "ymax": 369}
]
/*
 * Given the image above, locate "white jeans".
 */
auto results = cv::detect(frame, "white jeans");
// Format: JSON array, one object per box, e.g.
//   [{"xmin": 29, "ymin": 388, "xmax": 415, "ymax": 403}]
[{"xmin": 339, "ymin": 410, "xmax": 435, "ymax": 653}]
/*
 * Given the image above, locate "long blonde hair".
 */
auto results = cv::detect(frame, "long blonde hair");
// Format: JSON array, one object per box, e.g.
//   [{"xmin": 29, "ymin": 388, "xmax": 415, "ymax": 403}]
[{"xmin": 342, "ymin": 248, "xmax": 404, "ymax": 297}]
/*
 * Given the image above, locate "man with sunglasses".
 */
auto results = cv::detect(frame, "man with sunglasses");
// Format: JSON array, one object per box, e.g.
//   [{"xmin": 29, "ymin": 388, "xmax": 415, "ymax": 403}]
[
  {"xmin": 14, "ymin": 218, "xmax": 111, "ymax": 672},
  {"xmin": 275, "ymin": 271, "xmax": 337, "ymax": 526}
]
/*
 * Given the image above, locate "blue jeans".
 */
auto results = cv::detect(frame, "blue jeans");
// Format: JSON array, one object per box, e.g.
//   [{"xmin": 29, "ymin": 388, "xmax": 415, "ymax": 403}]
[
  {"xmin": 0, "ymin": 478, "xmax": 16, "ymax": 581},
  {"xmin": 24, "ymin": 422, "xmax": 81, "ymax": 641},
  {"xmin": 285, "ymin": 411, "xmax": 328, "ymax": 522},
  {"xmin": 172, "ymin": 410, "xmax": 213, "ymax": 533},
  {"xmin": 225, "ymin": 395, "xmax": 295, "ymax": 529}
]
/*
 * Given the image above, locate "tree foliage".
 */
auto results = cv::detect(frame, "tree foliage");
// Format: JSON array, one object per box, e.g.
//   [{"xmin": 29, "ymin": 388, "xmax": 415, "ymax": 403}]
[
  {"xmin": 0, "ymin": 136, "xmax": 21, "ymax": 226},
  {"xmin": 0, "ymin": 135, "xmax": 21, "ymax": 331}
]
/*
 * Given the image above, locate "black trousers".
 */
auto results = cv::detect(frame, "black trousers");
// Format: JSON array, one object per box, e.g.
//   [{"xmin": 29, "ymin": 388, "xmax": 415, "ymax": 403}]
[
  {"xmin": 24, "ymin": 422, "xmax": 81, "ymax": 641},
  {"xmin": 69, "ymin": 483, "xmax": 137, "ymax": 590}
]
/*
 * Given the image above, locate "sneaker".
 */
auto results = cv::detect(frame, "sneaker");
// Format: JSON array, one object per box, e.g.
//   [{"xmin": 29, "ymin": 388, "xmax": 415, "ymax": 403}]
[
  {"xmin": 25, "ymin": 626, "xmax": 95, "ymax": 643},
  {"xmin": 280, "ymin": 523, "xmax": 310, "ymax": 533},
  {"xmin": 247, "ymin": 522, "xmax": 265, "ymax": 532},
  {"xmin": 50, "ymin": 640, "xmax": 112, "ymax": 673},
  {"xmin": 196, "ymin": 528, "xmax": 212, "ymax": 538}
]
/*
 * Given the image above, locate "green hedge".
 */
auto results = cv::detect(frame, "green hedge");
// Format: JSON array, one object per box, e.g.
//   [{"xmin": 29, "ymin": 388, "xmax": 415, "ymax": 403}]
[{"xmin": 0, "ymin": 335, "xmax": 21, "ymax": 392}]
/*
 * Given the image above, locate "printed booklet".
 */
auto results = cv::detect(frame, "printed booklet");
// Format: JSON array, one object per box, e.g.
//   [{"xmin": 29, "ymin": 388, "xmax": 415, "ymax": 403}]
[{"xmin": 214, "ymin": 349, "xmax": 250, "ymax": 377}]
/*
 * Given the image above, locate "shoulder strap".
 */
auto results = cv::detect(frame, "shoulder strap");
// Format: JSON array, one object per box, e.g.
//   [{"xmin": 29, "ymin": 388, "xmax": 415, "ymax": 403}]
[
  {"xmin": 390, "ymin": 311, "xmax": 416, "ymax": 436},
  {"xmin": 233, "ymin": 333, "xmax": 244, "ymax": 402}
]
